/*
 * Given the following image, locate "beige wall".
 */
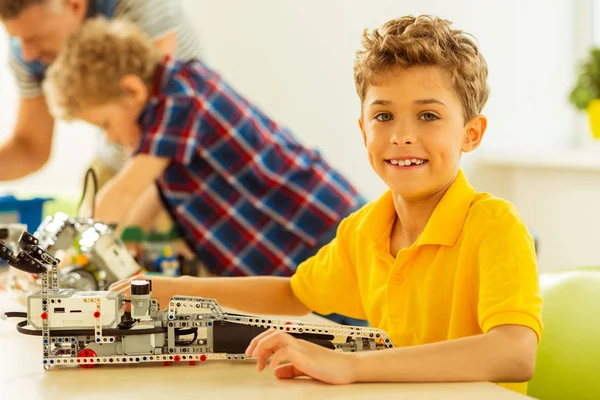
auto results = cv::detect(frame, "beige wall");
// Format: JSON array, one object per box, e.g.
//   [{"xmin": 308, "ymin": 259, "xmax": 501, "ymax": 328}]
[{"xmin": 467, "ymin": 152, "xmax": 600, "ymax": 273}]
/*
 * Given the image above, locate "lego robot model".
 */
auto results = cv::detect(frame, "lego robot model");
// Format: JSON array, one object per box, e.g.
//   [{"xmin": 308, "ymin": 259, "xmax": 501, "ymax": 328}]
[
  {"xmin": 33, "ymin": 212, "xmax": 142, "ymax": 290},
  {"xmin": 1, "ymin": 231, "xmax": 394, "ymax": 370},
  {"xmin": 0, "ymin": 223, "xmax": 34, "ymax": 300}
]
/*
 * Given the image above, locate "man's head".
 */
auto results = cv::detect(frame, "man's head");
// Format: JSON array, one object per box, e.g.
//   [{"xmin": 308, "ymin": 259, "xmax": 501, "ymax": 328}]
[
  {"xmin": 354, "ymin": 15, "xmax": 489, "ymax": 200},
  {"xmin": 44, "ymin": 17, "xmax": 162, "ymax": 151},
  {"xmin": 0, "ymin": 0, "xmax": 88, "ymax": 64}
]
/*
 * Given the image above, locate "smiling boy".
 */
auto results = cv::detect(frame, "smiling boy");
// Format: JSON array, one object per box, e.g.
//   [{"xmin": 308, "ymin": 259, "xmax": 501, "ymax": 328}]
[
  {"xmin": 51, "ymin": 15, "xmax": 542, "ymax": 394},
  {"xmin": 241, "ymin": 17, "xmax": 543, "ymax": 393}
]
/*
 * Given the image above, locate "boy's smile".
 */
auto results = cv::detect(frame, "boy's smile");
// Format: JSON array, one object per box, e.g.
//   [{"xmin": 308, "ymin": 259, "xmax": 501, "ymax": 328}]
[
  {"xmin": 385, "ymin": 157, "xmax": 428, "ymax": 168},
  {"xmin": 358, "ymin": 65, "xmax": 485, "ymax": 201}
]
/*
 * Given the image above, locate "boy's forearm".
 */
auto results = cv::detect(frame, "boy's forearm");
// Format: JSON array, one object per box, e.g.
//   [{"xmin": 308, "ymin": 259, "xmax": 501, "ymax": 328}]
[
  {"xmin": 95, "ymin": 155, "xmax": 170, "ymax": 225},
  {"xmin": 117, "ymin": 184, "xmax": 163, "ymax": 233},
  {"xmin": 352, "ymin": 326, "xmax": 536, "ymax": 384},
  {"xmin": 179, "ymin": 276, "xmax": 311, "ymax": 317},
  {"xmin": 95, "ymin": 180, "xmax": 139, "ymax": 224}
]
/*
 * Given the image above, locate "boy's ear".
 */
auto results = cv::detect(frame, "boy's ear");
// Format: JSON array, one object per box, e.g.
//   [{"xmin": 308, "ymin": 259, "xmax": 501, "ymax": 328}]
[
  {"xmin": 461, "ymin": 114, "xmax": 487, "ymax": 153},
  {"xmin": 120, "ymin": 75, "xmax": 148, "ymax": 105},
  {"xmin": 63, "ymin": 0, "xmax": 86, "ymax": 16},
  {"xmin": 358, "ymin": 117, "xmax": 367, "ymax": 147}
]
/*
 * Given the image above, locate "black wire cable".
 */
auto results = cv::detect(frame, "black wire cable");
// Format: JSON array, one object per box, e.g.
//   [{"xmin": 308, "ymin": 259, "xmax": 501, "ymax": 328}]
[
  {"xmin": 7, "ymin": 313, "xmax": 200, "ymax": 347},
  {"xmin": 15, "ymin": 319, "xmax": 165, "ymax": 337},
  {"xmin": 76, "ymin": 168, "xmax": 99, "ymax": 219},
  {"xmin": 4, "ymin": 312, "xmax": 27, "ymax": 318},
  {"xmin": 175, "ymin": 328, "xmax": 195, "ymax": 336},
  {"xmin": 175, "ymin": 327, "xmax": 198, "ymax": 346},
  {"xmin": 117, "ymin": 319, "xmax": 137, "ymax": 330}
]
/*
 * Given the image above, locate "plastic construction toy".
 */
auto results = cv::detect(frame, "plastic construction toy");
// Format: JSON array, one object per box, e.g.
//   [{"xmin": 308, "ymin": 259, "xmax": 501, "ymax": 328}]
[
  {"xmin": 1, "ymin": 231, "xmax": 394, "ymax": 370},
  {"xmin": 34, "ymin": 212, "xmax": 142, "ymax": 290},
  {"xmin": 0, "ymin": 223, "xmax": 28, "ymax": 244},
  {"xmin": 121, "ymin": 226, "xmax": 198, "ymax": 277},
  {"xmin": 1, "ymin": 223, "xmax": 37, "ymax": 303}
]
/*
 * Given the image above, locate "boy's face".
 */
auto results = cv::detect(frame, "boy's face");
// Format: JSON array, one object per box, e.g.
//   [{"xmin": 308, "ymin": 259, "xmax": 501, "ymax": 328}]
[
  {"xmin": 2, "ymin": 1, "xmax": 86, "ymax": 64},
  {"xmin": 358, "ymin": 65, "xmax": 485, "ymax": 200},
  {"xmin": 78, "ymin": 97, "xmax": 145, "ymax": 153}
]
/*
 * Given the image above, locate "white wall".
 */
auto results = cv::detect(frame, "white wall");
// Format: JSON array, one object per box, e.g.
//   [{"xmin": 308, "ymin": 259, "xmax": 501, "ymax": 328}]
[
  {"xmin": 469, "ymin": 158, "xmax": 600, "ymax": 273},
  {"xmin": 0, "ymin": 0, "xmax": 578, "ymax": 201},
  {"xmin": 178, "ymin": 0, "xmax": 578, "ymax": 200}
]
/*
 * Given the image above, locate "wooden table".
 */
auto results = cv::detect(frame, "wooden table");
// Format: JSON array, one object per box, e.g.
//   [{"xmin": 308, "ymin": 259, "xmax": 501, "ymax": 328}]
[{"xmin": 0, "ymin": 290, "xmax": 533, "ymax": 400}]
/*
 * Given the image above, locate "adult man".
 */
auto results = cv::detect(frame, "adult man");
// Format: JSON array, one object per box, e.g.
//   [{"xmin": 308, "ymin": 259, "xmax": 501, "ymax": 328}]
[{"xmin": 0, "ymin": 0, "xmax": 202, "ymax": 190}]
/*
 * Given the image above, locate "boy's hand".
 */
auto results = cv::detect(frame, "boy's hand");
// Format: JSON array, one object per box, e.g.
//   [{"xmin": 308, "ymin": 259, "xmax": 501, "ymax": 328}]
[
  {"xmin": 109, "ymin": 275, "xmax": 181, "ymax": 311},
  {"xmin": 245, "ymin": 328, "xmax": 357, "ymax": 384}
]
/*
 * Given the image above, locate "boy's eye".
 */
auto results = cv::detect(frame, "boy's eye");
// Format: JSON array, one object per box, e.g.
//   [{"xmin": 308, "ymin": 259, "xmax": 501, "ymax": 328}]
[
  {"xmin": 419, "ymin": 113, "xmax": 438, "ymax": 122},
  {"xmin": 375, "ymin": 113, "xmax": 393, "ymax": 122}
]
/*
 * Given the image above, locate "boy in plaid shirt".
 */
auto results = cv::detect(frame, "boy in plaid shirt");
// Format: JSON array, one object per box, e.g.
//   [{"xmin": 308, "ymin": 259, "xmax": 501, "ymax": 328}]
[{"xmin": 44, "ymin": 18, "xmax": 366, "ymax": 325}]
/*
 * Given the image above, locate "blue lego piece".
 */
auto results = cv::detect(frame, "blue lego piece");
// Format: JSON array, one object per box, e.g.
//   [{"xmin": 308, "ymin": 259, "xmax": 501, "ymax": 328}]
[{"xmin": 0, "ymin": 195, "xmax": 52, "ymax": 231}]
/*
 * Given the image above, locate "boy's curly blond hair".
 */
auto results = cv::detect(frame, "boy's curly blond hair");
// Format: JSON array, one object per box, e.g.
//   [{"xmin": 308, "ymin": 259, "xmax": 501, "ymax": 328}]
[
  {"xmin": 354, "ymin": 15, "xmax": 489, "ymax": 123},
  {"xmin": 44, "ymin": 17, "xmax": 161, "ymax": 120}
]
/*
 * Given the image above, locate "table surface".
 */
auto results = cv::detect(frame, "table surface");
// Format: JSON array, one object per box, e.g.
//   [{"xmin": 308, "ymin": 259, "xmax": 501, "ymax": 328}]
[{"xmin": 0, "ymin": 289, "xmax": 533, "ymax": 400}]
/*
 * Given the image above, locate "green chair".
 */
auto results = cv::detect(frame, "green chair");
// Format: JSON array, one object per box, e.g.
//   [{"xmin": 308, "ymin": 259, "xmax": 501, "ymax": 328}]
[{"xmin": 528, "ymin": 267, "xmax": 600, "ymax": 400}]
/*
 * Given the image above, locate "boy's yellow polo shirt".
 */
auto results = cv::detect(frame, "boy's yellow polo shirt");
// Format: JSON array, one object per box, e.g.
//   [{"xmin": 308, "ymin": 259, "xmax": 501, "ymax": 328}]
[{"xmin": 290, "ymin": 169, "xmax": 542, "ymax": 394}]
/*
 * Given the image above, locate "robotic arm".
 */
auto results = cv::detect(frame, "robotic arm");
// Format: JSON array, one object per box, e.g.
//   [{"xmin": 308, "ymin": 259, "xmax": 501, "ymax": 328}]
[
  {"xmin": 34, "ymin": 212, "xmax": 141, "ymax": 288},
  {"xmin": 0, "ymin": 232, "xmax": 51, "ymax": 275}
]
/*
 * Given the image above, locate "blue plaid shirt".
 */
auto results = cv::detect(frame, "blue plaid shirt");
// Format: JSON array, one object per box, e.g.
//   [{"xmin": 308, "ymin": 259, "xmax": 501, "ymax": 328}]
[{"xmin": 135, "ymin": 56, "xmax": 363, "ymax": 276}]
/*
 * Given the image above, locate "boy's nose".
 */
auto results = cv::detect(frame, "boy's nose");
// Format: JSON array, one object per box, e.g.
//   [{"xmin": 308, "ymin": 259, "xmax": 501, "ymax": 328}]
[{"xmin": 390, "ymin": 131, "xmax": 416, "ymax": 145}]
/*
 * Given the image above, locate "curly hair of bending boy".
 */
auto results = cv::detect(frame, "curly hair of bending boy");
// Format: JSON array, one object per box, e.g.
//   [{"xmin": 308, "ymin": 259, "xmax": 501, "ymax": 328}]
[
  {"xmin": 44, "ymin": 17, "xmax": 161, "ymax": 120},
  {"xmin": 353, "ymin": 15, "xmax": 489, "ymax": 123}
]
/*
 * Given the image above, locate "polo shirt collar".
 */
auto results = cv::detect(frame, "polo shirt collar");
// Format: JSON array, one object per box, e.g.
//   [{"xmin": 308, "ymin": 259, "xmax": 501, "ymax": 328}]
[
  {"xmin": 356, "ymin": 189, "xmax": 395, "ymax": 248},
  {"xmin": 356, "ymin": 169, "xmax": 475, "ymax": 248},
  {"xmin": 417, "ymin": 169, "xmax": 475, "ymax": 246},
  {"xmin": 136, "ymin": 56, "xmax": 177, "ymax": 129}
]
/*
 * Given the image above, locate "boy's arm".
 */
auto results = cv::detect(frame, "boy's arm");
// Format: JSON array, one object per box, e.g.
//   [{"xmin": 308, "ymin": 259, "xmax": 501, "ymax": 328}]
[
  {"xmin": 354, "ymin": 324, "xmax": 537, "ymax": 382},
  {"xmin": 108, "ymin": 215, "xmax": 362, "ymax": 317},
  {"xmin": 95, "ymin": 154, "xmax": 170, "ymax": 225},
  {"xmin": 110, "ymin": 275, "xmax": 311, "ymax": 317},
  {"xmin": 117, "ymin": 184, "xmax": 164, "ymax": 233},
  {"xmin": 246, "ymin": 324, "xmax": 537, "ymax": 384}
]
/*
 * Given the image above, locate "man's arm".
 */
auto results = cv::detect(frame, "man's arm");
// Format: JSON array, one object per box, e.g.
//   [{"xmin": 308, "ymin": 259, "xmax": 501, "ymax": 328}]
[
  {"xmin": 122, "ymin": 0, "xmax": 180, "ymax": 55},
  {"xmin": 153, "ymin": 33, "xmax": 177, "ymax": 55},
  {"xmin": 95, "ymin": 154, "xmax": 170, "ymax": 225},
  {"xmin": 0, "ymin": 97, "xmax": 54, "ymax": 180}
]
